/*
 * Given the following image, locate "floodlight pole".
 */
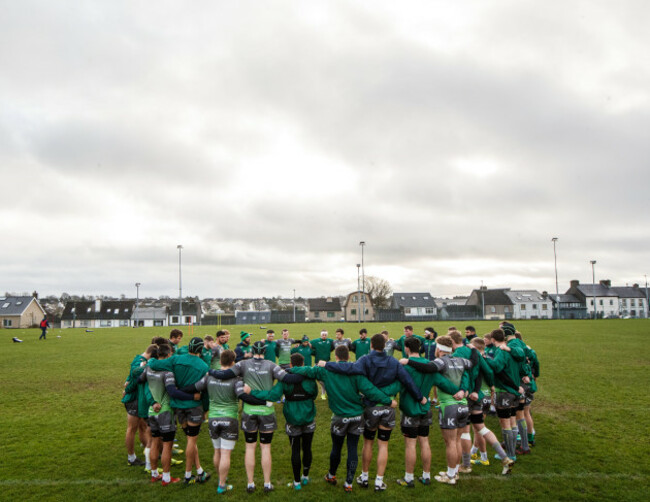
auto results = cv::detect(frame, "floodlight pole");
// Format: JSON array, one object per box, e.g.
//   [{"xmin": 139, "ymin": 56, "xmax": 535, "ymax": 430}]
[
  {"xmin": 178, "ymin": 245, "xmax": 183, "ymax": 325},
  {"xmin": 293, "ymin": 289, "xmax": 296, "ymax": 323},
  {"xmin": 357, "ymin": 264, "xmax": 361, "ymax": 322},
  {"xmin": 360, "ymin": 241, "xmax": 365, "ymax": 322},
  {"xmin": 639, "ymin": 274, "xmax": 647, "ymax": 317},
  {"xmin": 552, "ymin": 237, "xmax": 560, "ymax": 319},
  {"xmin": 590, "ymin": 260, "xmax": 597, "ymax": 320},
  {"xmin": 135, "ymin": 282, "xmax": 141, "ymax": 327}
]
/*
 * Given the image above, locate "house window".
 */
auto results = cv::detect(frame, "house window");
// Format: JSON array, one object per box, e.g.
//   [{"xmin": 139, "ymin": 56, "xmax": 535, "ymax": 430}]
[
  {"xmin": 490, "ymin": 307, "xmax": 496, "ymax": 313},
  {"xmin": 520, "ymin": 304, "xmax": 526, "ymax": 310},
  {"xmin": 425, "ymin": 308, "xmax": 434, "ymax": 314},
  {"xmin": 100, "ymin": 320, "xmax": 111, "ymax": 327},
  {"xmin": 171, "ymin": 316, "xmax": 179, "ymax": 324},
  {"xmin": 352, "ymin": 296, "xmax": 357, "ymax": 303},
  {"xmin": 364, "ymin": 309, "xmax": 369, "ymax": 315},
  {"xmin": 185, "ymin": 316, "xmax": 192, "ymax": 324},
  {"xmin": 404, "ymin": 308, "xmax": 411, "ymax": 314},
  {"xmin": 532, "ymin": 304, "xmax": 537, "ymax": 309},
  {"xmin": 599, "ymin": 300, "xmax": 603, "ymax": 306},
  {"xmin": 542, "ymin": 304, "xmax": 548, "ymax": 310},
  {"xmin": 3, "ymin": 319, "xmax": 12, "ymax": 327},
  {"xmin": 2, "ymin": 303, "xmax": 9, "ymax": 308},
  {"xmin": 154, "ymin": 320, "xmax": 164, "ymax": 327},
  {"xmin": 120, "ymin": 320, "xmax": 129, "ymax": 327},
  {"xmin": 351, "ymin": 309, "xmax": 357, "ymax": 315},
  {"xmin": 504, "ymin": 307, "xmax": 509, "ymax": 313},
  {"xmin": 327, "ymin": 312, "xmax": 335, "ymax": 318},
  {"xmin": 314, "ymin": 312, "xmax": 320, "ymax": 318},
  {"xmin": 590, "ymin": 300, "xmax": 594, "ymax": 306}
]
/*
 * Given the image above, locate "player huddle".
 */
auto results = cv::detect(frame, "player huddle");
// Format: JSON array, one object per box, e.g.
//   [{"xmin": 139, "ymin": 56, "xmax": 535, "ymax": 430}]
[{"xmin": 121, "ymin": 323, "xmax": 539, "ymax": 493}]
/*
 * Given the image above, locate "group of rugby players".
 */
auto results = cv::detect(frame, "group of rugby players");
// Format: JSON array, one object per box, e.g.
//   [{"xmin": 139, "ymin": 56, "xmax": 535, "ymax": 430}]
[{"xmin": 121, "ymin": 322, "xmax": 539, "ymax": 493}]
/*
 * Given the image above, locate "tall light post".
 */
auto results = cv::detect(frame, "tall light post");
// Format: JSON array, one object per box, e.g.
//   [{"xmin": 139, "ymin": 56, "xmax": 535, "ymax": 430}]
[
  {"xmin": 177, "ymin": 245, "xmax": 183, "ymax": 325},
  {"xmin": 357, "ymin": 264, "xmax": 361, "ymax": 323},
  {"xmin": 481, "ymin": 280, "xmax": 485, "ymax": 320},
  {"xmin": 135, "ymin": 282, "xmax": 141, "ymax": 327},
  {"xmin": 590, "ymin": 260, "xmax": 597, "ymax": 320},
  {"xmin": 293, "ymin": 289, "xmax": 296, "ymax": 323},
  {"xmin": 641, "ymin": 274, "xmax": 648, "ymax": 317},
  {"xmin": 359, "ymin": 241, "xmax": 366, "ymax": 322},
  {"xmin": 552, "ymin": 237, "xmax": 560, "ymax": 319}
]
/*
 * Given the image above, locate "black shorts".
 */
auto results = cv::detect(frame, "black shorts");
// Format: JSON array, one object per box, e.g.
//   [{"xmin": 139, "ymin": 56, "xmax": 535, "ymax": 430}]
[
  {"xmin": 400, "ymin": 410, "xmax": 432, "ymax": 438},
  {"xmin": 241, "ymin": 412, "xmax": 277, "ymax": 434},
  {"xmin": 175, "ymin": 406, "xmax": 204, "ymax": 426},
  {"xmin": 331, "ymin": 415, "xmax": 363, "ymax": 437},
  {"xmin": 438, "ymin": 403, "xmax": 469, "ymax": 430},
  {"xmin": 124, "ymin": 400, "xmax": 138, "ymax": 417},
  {"xmin": 363, "ymin": 405, "xmax": 396, "ymax": 430},
  {"xmin": 149, "ymin": 411, "xmax": 176, "ymax": 437}
]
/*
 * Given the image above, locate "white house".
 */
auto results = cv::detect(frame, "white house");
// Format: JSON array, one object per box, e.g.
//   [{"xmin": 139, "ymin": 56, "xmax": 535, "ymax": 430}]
[
  {"xmin": 566, "ymin": 280, "xmax": 620, "ymax": 318},
  {"xmin": 392, "ymin": 293, "xmax": 437, "ymax": 319},
  {"xmin": 504, "ymin": 290, "xmax": 552, "ymax": 320}
]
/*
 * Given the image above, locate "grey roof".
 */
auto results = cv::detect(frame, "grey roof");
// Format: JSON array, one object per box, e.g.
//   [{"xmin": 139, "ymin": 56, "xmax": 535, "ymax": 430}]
[
  {"xmin": 504, "ymin": 290, "xmax": 548, "ymax": 303},
  {"xmin": 469, "ymin": 289, "xmax": 514, "ymax": 305},
  {"xmin": 308, "ymin": 298, "xmax": 342, "ymax": 312},
  {"xmin": 576, "ymin": 284, "xmax": 619, "ymax": 297},
  {"xmin": 548, "ymin": 294, "xmax": 582, "ymax": 303},
  {"xmin": 392, "ymin": 293, "xmax": 437, "ymax": 308},
  {"xmin": 132, "ymin": 307, "xmax": 168, "ymax": 319},
  {"xmin": 61, "ymin": 300, "xmax": 135, "ymax": 320},
  {"xmin": 0, "ymin": 296, "xmax": 43, "ymax": 316},
  {"xmin": 610, "ymin": 287, "xmax": 647, "ymax": 299}
]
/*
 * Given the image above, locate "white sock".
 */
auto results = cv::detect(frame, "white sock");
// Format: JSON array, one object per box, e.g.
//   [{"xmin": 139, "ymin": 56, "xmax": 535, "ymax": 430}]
[
  {"xmin": 421, "ymin": 471, "xmax": 430, "ymax": 480},
  {"xmin": 361, "ymin": 471, "xmax": 369, "ymax": 481},
  {"xmin": 185, "ymin": 471, "xmax": 192, "ymax": 479},
  {"xmin": 453, "ymin": 466, "xmax": 459, "ymax": 476},
  {"xmin": 294, "ymin": 481, "xmax": 300, "ymax": 487},
  {"xmin": 248, "ymin": 483, "xmax": 255, "ymax": 488},
  {"xmin": 404, "ymin": 472, "xmax": 414, "ymax": 482},
  {"xmin": 446, "ymin": 467, "xmax": 455, "ymax": 477},
  {"xmin": 375, "ymin": 475, "xmax": 384, "ymax": 486},
  {"xmin": 196, "ymin": 467, "xmax": 204, "ymax": 475},
  {"xmin": 480, "ymin": 451, "xmax": 488, "ymax": 461},
  {"xmin": 470, "ymin": 446, "xmax": 478, "ymax": 455},
  {"xmin": 144, "ymin": 447, "xmax": 151, "ymax": 469},
  {"xmin": 128, "ymin": 453, "xmax": 136, "ymax": 462},
  {"xmin": 163, "ymin": 472, "xmax": 170, "ymax": 482},
  {"xmin": 264, "ymin": 482, "xmax": 272, "ymax": 489},
  {"xmin": 151, "ymin": 470, "xmax": 158, "ymax": 478}
]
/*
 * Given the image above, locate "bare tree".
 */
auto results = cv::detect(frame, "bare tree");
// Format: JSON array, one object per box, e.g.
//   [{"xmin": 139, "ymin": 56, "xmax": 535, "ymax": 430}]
[{"xmin": 363, "ymin": 276, "xmax": 393, "ymax": 310}]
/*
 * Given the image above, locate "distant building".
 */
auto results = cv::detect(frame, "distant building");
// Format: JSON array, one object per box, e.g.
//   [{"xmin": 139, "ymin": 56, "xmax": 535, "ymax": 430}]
[
  {"xmin": 61, "ymin": 299, "xmax": 135, "ymax": 328},
  {"xmin": 565, "ymin": 280, "xmax": 620, "ymax": 318},
  {"xmin": 132, "ymin": 306, "xmax": 168, "ymax": 327},
  {"xmin": 270, "ymin": 309, "xmax": 306, "ymax": 323},
  {"xmin": 0, "ymin": 296, "xmax": 46, "ymax": 328},
  {"xmin": 235, "ymin": 310, "xmax": 271, "ymax": 325},
  {"xmin": 504, "ymin": 290, "xmax": 552, "ymax": 320},
  {"xmin": 168, "ymin": 300, "xmax": 202, "ymax": 326},
  {"xmin": 566, "ymin": 280, "xmax": 647, "ymax": 318},
  {"xmin": 391, "ymin": 293, "xmax": 437, "ymax": 321},
  {"xmin": 307, "ymin": 297, "xmax": 343, "ymax": 322},
  {"xmin": 343, "ymin": 291, "xmax": 374, "ymax": 322},
  {"xmin": 547, "ymin": 293, "xmax": 589, "ymax": 319},
  {"xmin": 467, "ymin": 287, "xmax": 513, "ymax": 320}
]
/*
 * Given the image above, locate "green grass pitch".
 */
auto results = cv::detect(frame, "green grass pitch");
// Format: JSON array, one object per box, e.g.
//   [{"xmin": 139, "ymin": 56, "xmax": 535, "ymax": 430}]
[{"xmin": 1, "ymin": 319, "xmax": 648, "ymax": 501}]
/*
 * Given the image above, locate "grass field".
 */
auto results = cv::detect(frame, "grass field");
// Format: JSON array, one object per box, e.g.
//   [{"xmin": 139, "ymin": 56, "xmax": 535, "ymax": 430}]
[{"xmin": 1, "ymin": 320, "xmax": 649, "ymax": 501}]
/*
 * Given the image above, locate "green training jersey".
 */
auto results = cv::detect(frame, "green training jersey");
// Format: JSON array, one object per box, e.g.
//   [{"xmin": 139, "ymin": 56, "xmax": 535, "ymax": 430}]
[
  {"xmin": 486, "ymin": 347, "xmax": 520, "ymax": 396},
  {"xmin": 263, "ymin": 340, "xmax": 278, "ymax": 362},
  {"xmin": 210, "ymin": 344, "xmax": 228, "ymax": 370},
  {"xmin": 194, "ymin": 374, "xmax": 242, "ymax": 419},
  {"xmin": 311, "ymin": 338, "xmax": 334, "ymax": 363},
  {"xmin": 142, "ymin": 366, "xmax": 173, "ymax": 416},
  {"xmin": 400, "ymin": 357, "xmax": 461, "ymax": 417},
  {"xmin": 395, "ymin": 334, "xmax": 426, "ymax": 353},
  {"xmin": 351, "ymin": 338, "xmax": 371, "ymax": 359},
  {"xmin": 429, "ymin": 355, "xmax": 470, "ymax": 411},
  {"xmin": 148, "ymin": 353, "xmax": 209, "ymax": 409},
  {"xmin": 276, "ymin": 338, "xmax": 296, "ymax": 365},
  {"xmin": 229, "ymin": 358, "xmax": 288, "ymax": 416},
  {"xmin": 121, "ymin": 354, "xmax": 146, "ymax": 403},
  {"xmin": 291, "ymin": 345, "xmax": 313, "ymax": 366},
  {"xmin": 252, "ymin": 378, "xmax": 318, "ymax": 426},
  {"xmin": 291, "ymin": 364, "xmax": 392, "ymax": 417}
]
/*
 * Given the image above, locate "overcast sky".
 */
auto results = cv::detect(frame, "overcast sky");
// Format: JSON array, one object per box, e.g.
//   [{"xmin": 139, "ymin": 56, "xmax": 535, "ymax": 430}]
[{"xmin": 1, "ymin": 0, "xmax": 649, "ymax": 299}]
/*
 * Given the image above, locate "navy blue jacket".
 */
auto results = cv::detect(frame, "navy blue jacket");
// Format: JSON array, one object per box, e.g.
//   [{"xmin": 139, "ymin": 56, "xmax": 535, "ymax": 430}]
[{"xmin": 325, "ymin": 351, "xmax": 423, "ymax": 406}]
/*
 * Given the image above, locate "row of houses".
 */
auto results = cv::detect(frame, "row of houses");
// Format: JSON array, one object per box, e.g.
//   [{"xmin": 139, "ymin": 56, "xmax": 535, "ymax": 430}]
[{"xmin": 1, "ymin": 279, "xmax": 648, "ymax": 329}]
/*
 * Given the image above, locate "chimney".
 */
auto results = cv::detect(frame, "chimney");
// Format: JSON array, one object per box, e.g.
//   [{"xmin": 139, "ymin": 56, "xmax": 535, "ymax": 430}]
[
  {"xmin": 633, "ymin": 283, "xmax": 639, "ymax": 289},
  {"xmin": 599, "ymin": 279, "xmax": 611, "ymax": 288},
  {"xmin": 570, "ymin": 280, "xmax": 579, "ymax": 288},
  {"xmin": 542, "ymin": 291, "xmax": 548, "ymax": 299},
  {"xmin": 480, "ymin": 286, "xmax": 487, "ymax": 291}
]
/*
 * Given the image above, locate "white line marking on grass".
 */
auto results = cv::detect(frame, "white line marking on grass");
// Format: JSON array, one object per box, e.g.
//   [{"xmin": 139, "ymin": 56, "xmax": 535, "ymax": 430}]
[{"xmin": 0, "ymin": 472, "xmax": 645, "ymax": 486}]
